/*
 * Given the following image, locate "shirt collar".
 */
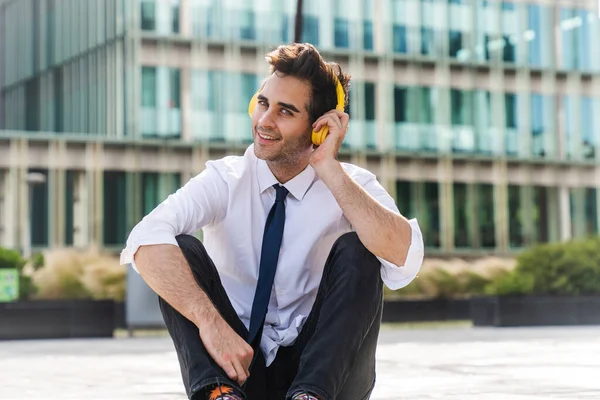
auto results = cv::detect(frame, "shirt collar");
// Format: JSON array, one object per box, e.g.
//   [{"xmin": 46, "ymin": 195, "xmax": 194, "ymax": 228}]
[{"xmin": 256, "ymin": 158, "xmax": 316, "ymax": 202}]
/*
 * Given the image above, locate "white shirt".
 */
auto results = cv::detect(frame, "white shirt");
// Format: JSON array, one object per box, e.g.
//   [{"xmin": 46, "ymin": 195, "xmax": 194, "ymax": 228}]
[{"xmin": 120, "ymin": 144, "xmax": 424, "ymax": 366}]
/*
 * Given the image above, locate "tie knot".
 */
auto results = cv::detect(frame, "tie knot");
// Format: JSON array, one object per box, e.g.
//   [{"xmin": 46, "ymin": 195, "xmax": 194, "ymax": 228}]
[{"xmin": 273, "ymin": 184, "xmax": 289, "ymax": 203}]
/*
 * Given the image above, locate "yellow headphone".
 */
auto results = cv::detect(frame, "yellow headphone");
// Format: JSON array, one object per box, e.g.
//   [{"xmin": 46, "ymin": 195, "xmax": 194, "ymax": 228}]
[{"xmin": 247, "ymin": 77, "xmax": 345, "ymax": 146}]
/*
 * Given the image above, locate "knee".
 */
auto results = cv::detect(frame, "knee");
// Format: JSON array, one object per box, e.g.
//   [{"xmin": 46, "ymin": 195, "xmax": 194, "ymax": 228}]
[
  {"xmin": 329, "ymin": 232, "xmax": 381, "ymax": 284},
  {"xmin": 176, "ymin": 234, "xmax": 202, "ymax": 251}
]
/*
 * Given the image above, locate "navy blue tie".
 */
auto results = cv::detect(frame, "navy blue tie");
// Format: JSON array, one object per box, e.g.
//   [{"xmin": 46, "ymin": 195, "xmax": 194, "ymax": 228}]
[{"xmin": 247, "ymin": 184, "xmax": 289, "ymax": 346}]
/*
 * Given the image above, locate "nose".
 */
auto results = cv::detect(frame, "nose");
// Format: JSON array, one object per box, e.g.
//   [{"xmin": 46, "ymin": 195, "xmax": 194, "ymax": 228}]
[{"xmin": 257, "ymin": 106, "xmax": 276, "ymax": 129}]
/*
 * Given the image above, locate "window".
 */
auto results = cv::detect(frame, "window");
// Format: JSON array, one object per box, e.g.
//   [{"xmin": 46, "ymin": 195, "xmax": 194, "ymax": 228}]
[
  {"xmin": 141, "ymin": 67, "xmax": 157, "ymax": 107},
  {"xmin": 508, "ymin": 185, "xmax": 525, "ymax": 248},
  {"xmin": 29, "ymin": 169, "xmax": 49, "ymax": 247},
  {"xmin": 65, "ymin": 171, "xmax": 75, "ymax": 246},
  {"xmin": 103, "ymin": 171, "xmax": 127, "ymax": 246},
  {"xmin": 140, "ymin": 67, "xmax": 181, "ymax": 138},
  {"xmin": 505, "ymin": 93, "xmax": 519, "ymax": 155},
  {"xmin": 527, "ymin": 4, "xmax": 551, "ymax": 68},
  {"xmin": 453, "ymin": 183, "xmax": 470, "ymax": 248},
  {"xmin": 476, "ymin": 184, "xmax": 495, "ymax": 248},
  {"xmin": 531, "ymin": 94, "xmax": 554, "ymax": 158},
  {"xmin": 140, "ymin": 1, "xmax": 156, "ymax": 31},
  {"xmin": 424, "ymin": 182, "xmax": 441, "ymax": 248}
]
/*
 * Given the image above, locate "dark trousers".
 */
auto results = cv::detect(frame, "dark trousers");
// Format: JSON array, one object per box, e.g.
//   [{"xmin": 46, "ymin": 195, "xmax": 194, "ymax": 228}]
[{"xmin": 158, "ymin": 232, "xmax": 384, "ymax": 400}]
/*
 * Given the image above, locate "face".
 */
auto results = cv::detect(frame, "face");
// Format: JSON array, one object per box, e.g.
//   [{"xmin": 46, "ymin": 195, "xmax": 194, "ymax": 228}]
[{"xmin": 251, "ymin": 73, "xmax": 313, "ymax": 166}]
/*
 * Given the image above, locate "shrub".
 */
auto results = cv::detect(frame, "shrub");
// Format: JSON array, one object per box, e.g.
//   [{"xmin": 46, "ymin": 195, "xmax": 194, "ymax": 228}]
[
  {"xmin": 0, "ymin": 247, "xmax": 37, "ymax": 300},
  {"xmin": 486, "ymin": 237, "xmax": 600, "ymax": 296},
  {"xmin": 387, "ymin": 256, "xmax": 514, "ymax": 299},
  {"xmin": 31, "ymin": 247, "xmax": 125, "ymax": 301}
]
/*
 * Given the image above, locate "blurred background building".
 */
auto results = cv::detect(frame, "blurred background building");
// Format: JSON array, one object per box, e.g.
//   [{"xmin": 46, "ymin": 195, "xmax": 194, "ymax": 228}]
[{"xmin": 0, "ymin": 0, "xmax": 599, "ymax": 258}]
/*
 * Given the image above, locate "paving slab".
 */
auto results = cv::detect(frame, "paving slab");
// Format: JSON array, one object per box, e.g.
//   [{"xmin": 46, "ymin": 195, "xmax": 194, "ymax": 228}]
[{"xmin": 1, "ymin": 325, "xmax": 599, "ymax": 399}]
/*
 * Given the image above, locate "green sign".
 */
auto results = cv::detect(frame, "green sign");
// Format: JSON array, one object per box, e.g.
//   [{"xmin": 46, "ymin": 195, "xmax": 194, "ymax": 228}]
[{"xmin": 0, "ymin": 269, "xmax": 19, "ymax": 302}]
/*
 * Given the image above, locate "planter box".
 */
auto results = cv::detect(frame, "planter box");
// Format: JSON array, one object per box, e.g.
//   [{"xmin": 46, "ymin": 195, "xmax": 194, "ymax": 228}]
[
  {"xmin": 382, "ymin": 298, "xmax": 470, "ymax": 323},
  {"xmin": 0, "ymin": 300, "xmax": 116, "ymax": 340},
  {"xmin": 470, "ymin": 296, "xmax": 600, "ymax": 327}
]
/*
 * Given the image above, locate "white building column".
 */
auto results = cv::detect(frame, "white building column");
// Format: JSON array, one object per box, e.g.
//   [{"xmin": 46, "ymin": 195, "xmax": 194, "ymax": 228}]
[{"xmin": 558, "ymin": 185, "xmax": 571, "ymax": 241}]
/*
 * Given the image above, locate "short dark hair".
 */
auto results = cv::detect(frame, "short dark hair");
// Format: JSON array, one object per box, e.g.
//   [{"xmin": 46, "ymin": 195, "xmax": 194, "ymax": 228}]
[{"xmin": 265, "ymin": 43, "xmax": 351, "ymax": 125}]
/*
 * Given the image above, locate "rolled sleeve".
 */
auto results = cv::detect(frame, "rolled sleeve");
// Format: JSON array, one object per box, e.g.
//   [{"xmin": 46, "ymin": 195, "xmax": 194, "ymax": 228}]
[
  {"xmin": 119, "ymin": 162, "xmax": 228, "ymax": 271},
  {"xmin": 378, "ymin": 218, "xmax": 424, "ymax": 290}
]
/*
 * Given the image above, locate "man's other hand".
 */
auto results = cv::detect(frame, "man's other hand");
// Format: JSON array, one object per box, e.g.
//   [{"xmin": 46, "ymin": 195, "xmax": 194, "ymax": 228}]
[{"xmin": 198, "ymin": 311, "xmax": 254, "ymax": 386}]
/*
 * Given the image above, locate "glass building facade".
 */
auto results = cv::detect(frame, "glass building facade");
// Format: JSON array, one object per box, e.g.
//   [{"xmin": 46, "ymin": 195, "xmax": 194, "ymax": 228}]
[{"xmin": 1, "ymin": 0, "xmax": 600, "ymax": 255}]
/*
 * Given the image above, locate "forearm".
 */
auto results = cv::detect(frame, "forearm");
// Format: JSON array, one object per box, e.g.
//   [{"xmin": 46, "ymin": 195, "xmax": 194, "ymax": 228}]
[
  {"xmin": 316, "ymin": 161, "xmax": 412, "ymax": 266},
  {"xmin": 134, "ymin": 244, "xmax": 219, "ymax": 328}
]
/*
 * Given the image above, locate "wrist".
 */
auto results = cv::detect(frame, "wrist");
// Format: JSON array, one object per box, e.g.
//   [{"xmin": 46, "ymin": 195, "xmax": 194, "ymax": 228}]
[
  {"xmin": 312, "ymin": 159, "xmax": 343, "ymax": 181},
  {"xmin": 192, "ymin": 302, "xmax": 219, "ymax": 328}
]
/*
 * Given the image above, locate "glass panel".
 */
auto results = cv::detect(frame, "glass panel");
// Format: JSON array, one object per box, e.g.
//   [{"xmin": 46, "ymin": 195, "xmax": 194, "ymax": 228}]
[
  {"xmin": 582, "ymin": 97, "xmax": 596, "ymax": 160},
  {"xmin": 508, "ymin": 185, "xmax": 525, "ymax": 248},
  {"xmin": 448, "ymin": 0, "xmax": 471, "ymax": 61},
  {"xmin": 334, "ymin": 0, "xmax": 348, "ymax": 48},
  {"xmin": 103, "ymin": 171, "xmax": 127, "ymax": 246},
  {"xmin": 532, "ymin": 186, "xmax": 551, "ymax": 243},
  {"xmin": 141, "ymin": 172, "xmax": 159, "ymax": 215},
  {"xmin": 364, "ymin": 82, "xmax": 376, "ymax": 149},
  {"xmin": 396, "ymin": 180, "xmax": 413, "ymax": 217},
  {"xmin": 424, "ymin": 182, "xmax": 441, "ymax": 248},
  {"xmin": 527, "ymin": 4, "xmax": 551, "ymax": 68},
  {"xmin": 140, "ymin": 67, "xmax": 180, "ymax": 139},
  {"xmin": 563, "ymin": 95, "xmax": 576, "ymax": 159},
  {"xmin": 451, "ymin": 89, "xmax": 474, "ymax": 153},
  {"xmin": 505, "ymin": 92, "xmax": 518, "ymax": 155},
  {"xmin": 453, "ymin": 183, "xmax": 470, "ymax": 248},
  {"xmin": 140, "ymin": 1, "xmax": 155, "ymax": 31},
  {"xmin": 29, "ymin": 169, "xmax": 49, "ymax": 247},
  {"xmin": 420, "ymin": 0, "xmax": 442, "ymax": 57},
  {"xmin": 477, "ymin": 183, "xmax": 496, "ymax": 248},
  {"xmin": 65, "ymin": 170, "xmax": 75, "ymax": 246},
  {"xmin": 585, "ymin": 188, "xmax": 598, "ymax": 236},
  {"xmin": 474, "ymin": 90, "xmax": 493, "ymax": 154},
  {"xmin": 531, "ymin": 94, "xmax": 554, "ymax": 158}
]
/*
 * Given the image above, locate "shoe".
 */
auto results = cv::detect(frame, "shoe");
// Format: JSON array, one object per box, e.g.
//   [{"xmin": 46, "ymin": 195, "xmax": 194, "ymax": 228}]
[
  {"xmin": 206, "ymin": 384, "xmax": 244, "ymax": 400},
  {"xmin": 291, "ymin": 392, "xmax": 322, "ymax": 400}
]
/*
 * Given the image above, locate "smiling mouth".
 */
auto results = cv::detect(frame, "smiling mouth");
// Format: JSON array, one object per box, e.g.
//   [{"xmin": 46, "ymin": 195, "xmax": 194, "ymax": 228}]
[{"xmin": 257, "ymin": 131, "xmax": 280, "ymax": 141}]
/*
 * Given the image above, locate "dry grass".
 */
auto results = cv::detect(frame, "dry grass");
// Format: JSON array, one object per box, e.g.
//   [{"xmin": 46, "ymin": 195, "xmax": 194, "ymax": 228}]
[
  {"xmin": 387, "ymin": 256, "xmax": 517, "ymax": 300},
  {"xmin": 31, "ymin": 247, "xmax": 125, "ymax": 301}
]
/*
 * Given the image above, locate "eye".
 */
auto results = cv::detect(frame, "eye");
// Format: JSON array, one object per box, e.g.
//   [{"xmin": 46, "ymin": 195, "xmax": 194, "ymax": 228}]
[
  {"xmin": 257, "ymin": 100, "xmax": 268, "ymax": 107},
  {"xmin": 281, "ymin": 109, "xmax": 293, "ymax": 116}
]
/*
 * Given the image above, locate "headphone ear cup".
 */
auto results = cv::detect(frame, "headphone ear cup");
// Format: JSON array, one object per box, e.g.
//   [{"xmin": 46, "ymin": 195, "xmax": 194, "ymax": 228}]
[
  {"xmin": 248, "ymin": 93, "xmax": 258, "ymax": 117},
  {"xmin": 312, "ymin": 126, "xmax": 329, "ymax": 146}
]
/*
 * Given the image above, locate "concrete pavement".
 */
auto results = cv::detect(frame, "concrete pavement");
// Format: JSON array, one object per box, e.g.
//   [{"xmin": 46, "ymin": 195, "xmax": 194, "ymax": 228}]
[{"xmin": 1, "ymin": 325, "xmax": 600, "ymax": 399}]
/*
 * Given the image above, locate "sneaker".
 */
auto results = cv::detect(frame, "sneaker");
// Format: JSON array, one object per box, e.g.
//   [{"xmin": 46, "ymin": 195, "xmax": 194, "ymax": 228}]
[
  {"xmin": 206, "ymin": 384, "xmax": 244, "ymax": 400},
  {"xmin": 291, "ymin": 392, "xmax": 322, "ymax": 400}
]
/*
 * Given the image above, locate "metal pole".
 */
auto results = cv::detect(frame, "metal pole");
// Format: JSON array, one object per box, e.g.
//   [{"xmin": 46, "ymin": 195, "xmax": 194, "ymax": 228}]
[{"xmin": 294, "ymin": 0, "xmax": 303, "ymax": 43}]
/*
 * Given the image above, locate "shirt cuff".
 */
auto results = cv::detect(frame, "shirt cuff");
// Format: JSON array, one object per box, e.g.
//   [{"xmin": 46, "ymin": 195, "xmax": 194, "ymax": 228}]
[
  {"xmin": 378, "ymin": 218, "xmax": 424, "ymax": 290},
  {"xmin": 119, "ymin": 231, "xmax": 181, "ymax": 273}
]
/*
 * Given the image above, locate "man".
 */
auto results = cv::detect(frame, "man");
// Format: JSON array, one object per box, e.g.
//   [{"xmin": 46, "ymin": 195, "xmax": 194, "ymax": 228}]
[{"xmin": 120, "ymin": 43, "xmax": 424, "ymax": 400}]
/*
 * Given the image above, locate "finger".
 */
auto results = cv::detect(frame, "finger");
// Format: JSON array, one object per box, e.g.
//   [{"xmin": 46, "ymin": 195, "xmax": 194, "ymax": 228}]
[
  {"xmin": 313, "ymin": 114, "xmax": 342, "ymax": 133},
  {"xmin": 222, "ymin": 361, "xmax": 238, "ymax": 383},
  {"xmin": 232, "ymin": 359, "xmax": 248, "ymax": 385}
]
